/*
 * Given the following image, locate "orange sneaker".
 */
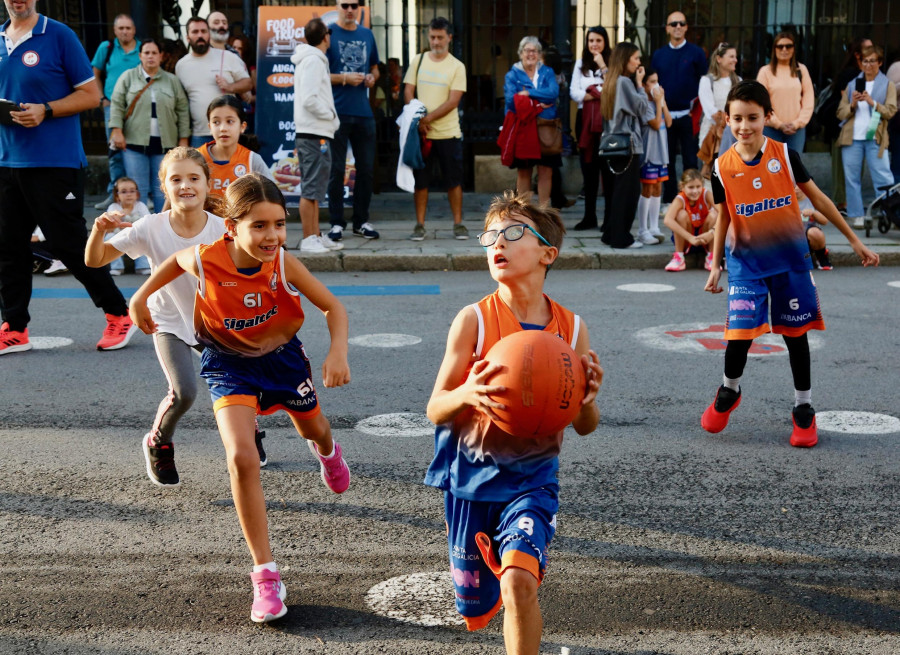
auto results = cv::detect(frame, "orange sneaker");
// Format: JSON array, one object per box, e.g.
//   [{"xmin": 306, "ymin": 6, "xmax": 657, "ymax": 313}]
[
  {"xmin": 96, "ymin": 313, "xmax": 138, "ymax": 351},
  {"xmin": 790, "ymin": 404, "xmax": 818, "ymax": 448},
  {"xmin": 701, "ymin": 385, "xmax": 741, "ymax": 433},
  {"xmin": 0, "ymin": 322, "xmax": 32, "ymax": 355}
]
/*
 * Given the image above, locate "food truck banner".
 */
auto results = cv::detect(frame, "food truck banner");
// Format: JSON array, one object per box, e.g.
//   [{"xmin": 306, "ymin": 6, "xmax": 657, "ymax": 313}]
[{"xmin": 256, "ymin": 6, "xmax": 370, "ymax": 203}]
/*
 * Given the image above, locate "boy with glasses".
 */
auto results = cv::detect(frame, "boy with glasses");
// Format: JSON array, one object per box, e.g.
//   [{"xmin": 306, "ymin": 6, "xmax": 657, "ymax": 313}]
[{"xmin": 425, "ymin": 191, "xmax": 602, "ymax": 654}]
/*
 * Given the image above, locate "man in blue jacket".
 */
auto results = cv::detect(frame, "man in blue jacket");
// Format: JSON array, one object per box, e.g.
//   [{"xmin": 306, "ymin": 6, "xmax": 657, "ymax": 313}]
[{"xmin": 651, "ymin": 11, "xmax": 707, "ymax": 203}]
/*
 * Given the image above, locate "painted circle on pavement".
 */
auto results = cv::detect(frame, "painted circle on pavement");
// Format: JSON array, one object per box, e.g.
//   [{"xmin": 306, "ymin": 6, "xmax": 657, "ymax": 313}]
[
  {"xmin": 817, "ymin": 411, "xmax": 900, "ymax": 434},
  {"xmin": 888, "ymin": 281, "xmax": 900, "ymax": 289},
  {"xmin": 636, "ymin": 322, "xmax": 824, "ymax": 356},
  {"xmin": 355, "ymin": 413, "xmax": 433, "ymax": 437},
  {"xmin": 31, "ymin": 337, "xmax": 74, "ymax": 350},
  {"xmin": 349, "ymin": 333, "xmax": 422, "ymax": 348},
  {"xmin": 617, "ymin": 283, "xmax": 676, "ymax": 293},
  {"xmin": 366, "ymin": 572, "xmax": 463, "ymax": 627}
]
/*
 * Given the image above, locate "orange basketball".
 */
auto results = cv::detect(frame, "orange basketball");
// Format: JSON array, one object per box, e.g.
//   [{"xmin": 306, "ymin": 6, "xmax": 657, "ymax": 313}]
[{"xmin": 484, "ymin": 330, "xmax": 586, "ymax": 438}]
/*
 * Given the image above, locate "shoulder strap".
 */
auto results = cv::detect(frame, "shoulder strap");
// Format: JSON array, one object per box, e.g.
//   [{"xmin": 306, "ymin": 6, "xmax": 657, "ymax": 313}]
[
  {"xmin": 414, "ymin": 53, "xmax": 425, "ymax": 100},
  {"xmin": 101, "ymin": 40, "xmax": 114, "ymax": 78},
  {"xmin": 124, "ymin": 76, "xmax": 156, "ymax": 122}
]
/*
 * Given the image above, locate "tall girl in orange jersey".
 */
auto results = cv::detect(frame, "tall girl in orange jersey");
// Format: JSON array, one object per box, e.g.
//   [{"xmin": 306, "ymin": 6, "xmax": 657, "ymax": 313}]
[{"xmin": 128, "ymin": 173, "xmax": 351, "ymax": 624}]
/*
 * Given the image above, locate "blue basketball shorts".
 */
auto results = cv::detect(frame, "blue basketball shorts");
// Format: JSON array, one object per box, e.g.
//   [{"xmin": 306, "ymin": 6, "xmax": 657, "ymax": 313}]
[
  {"xmin": 640, "ymin": 162, "xmax": 669, "ymax": 185},
  {"xmin": 444, "ymin": 486, "xmax": 558, "ymax": 631},
  {"xmin": 724, "ymin": 270, "xmax": 825, "ymax": 340},
  {"xmin": 200, "ymin": 336, "xmax": 321, "ymax": 418}
]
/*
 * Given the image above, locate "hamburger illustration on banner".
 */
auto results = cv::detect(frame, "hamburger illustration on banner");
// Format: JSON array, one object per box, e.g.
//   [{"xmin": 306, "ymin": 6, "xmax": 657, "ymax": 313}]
[{"xmin": 256, "ymin": 6, "xmax": 368, "ymax": 203}]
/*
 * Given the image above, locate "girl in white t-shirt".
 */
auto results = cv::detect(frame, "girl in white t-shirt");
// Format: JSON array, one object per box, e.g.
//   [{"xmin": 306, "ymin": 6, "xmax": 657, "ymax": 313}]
[
  {"xmin": 85, "ymin": 147, "xmax": 227, "ymax": 488},
  {"xmin": 106, "ymin": 177, "xmax": 151, "ymax": 275}
]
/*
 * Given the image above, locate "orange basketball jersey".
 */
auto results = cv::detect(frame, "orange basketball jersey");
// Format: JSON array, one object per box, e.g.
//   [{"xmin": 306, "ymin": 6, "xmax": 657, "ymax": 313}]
[
  {"xmin": 198, "ymin": 142, "xmax": 253, "ymax": 197},
  {"xmin": 679, "ymin": 190, "xmax": 711, "ymax": 229},
  {"xmin": 193, "ymin": 236, "xmax": 305, "ymax": 357},
  {"xmin": 714, "ymin": 139, "xmax": 811, "ymax": 279},
  {"xmin": 443, "ymin": 291, "xmax": 581, "ymax": 501}
]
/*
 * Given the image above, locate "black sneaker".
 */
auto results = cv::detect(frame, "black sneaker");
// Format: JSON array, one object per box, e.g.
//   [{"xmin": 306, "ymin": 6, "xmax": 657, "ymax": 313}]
[
  {"xmin": 714, "ymin": 386, "xmax": 741, "ymax": 412},
  {"xmin": 142, "ymin": 434, "xmax": 180, "ymax": 487},
  {"xmin": 816, "ymin": 248, "xmax": 833, "ymax": 271},
  {"xmin": 255, "ymin": 429, "xmax": 268, "ymax": 468}
]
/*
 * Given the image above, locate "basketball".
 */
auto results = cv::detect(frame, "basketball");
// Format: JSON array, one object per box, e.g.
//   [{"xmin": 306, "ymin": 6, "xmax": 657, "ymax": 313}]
[{"xmin": 484, "ymin": 330, "xmax": 586, "ymax": 438}]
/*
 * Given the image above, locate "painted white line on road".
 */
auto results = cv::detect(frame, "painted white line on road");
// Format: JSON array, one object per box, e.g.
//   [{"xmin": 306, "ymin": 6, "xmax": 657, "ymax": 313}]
[
  {"xmin": 817, "ymin": 411, "xmax": 900, "ymax": 434},
  {"xmin": 636, "ymin": 323, "xmax": 824, "ymax": 356},
  {"xmin": 617, "ymin": 283, "xmax": 676, "ymax": 293},
  {"xmin": 366, "ymin": 571, "xmax": 463, "ymax": 627},
  {"xmin": 888, "ymin": 281, "xmax": 900, "ymax": 288},
  {"xmin": 349, "ymin": 333, "xmax": 422, "ymax": 348},
  {"xmin": 31, "ymin": 337, "xmax": 74, "ymax": 350},
  {"xmin": 356, "ymin": 413, "xmax": 433, "ymax": 437}
]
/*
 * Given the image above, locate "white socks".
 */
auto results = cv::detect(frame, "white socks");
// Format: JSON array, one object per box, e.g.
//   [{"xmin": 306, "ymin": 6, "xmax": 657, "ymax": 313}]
[
  {"xmin": 723, "ymin": 375, "xmax": 741, "ymax": 392},
  {"xmin": 253, "ymin": 562, "xmax": 278, "ymax": 573},
  {"xmin": 637, "ymin": 195, "xmax": 650, "ymax": 235},
  {"xmin": 648, "ymin": 195, "xmax": 662, "ymax": 234},
  {"xmin": 795, "ymin": 389, "xmax": 812, "ymax": 407}
]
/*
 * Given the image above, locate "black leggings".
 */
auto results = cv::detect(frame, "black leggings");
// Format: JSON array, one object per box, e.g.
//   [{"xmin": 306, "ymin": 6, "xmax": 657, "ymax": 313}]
[{"xmin": 724, "ymin": 334, "xmax": 810, "ymax": 391}]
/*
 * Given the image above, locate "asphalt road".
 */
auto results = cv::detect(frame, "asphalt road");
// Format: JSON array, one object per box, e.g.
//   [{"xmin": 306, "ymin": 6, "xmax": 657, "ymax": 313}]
[{"xmin": 1, "ymin": 267, "xmax": 898, "ymax": 654}]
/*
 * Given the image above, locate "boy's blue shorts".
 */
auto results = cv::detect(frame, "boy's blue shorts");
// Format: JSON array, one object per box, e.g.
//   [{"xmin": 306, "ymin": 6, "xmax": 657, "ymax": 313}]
[
  {"xmin": 200, "ymin": 336, "xmax": 321, "ymax": 419},
  {"xmin": 444, "ymin": 486, "xmax": 558, "ymax": 631},
  {"xmin": 724, "ymin": 270, "xmax": 825, "ymax": 340}
]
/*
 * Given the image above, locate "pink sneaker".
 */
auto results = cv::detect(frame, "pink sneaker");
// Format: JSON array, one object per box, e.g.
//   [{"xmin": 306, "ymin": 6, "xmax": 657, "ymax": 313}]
[
  {"xmin": 0, "ymin": 322, "xmax": 32, "ymax": 355},
  {"xmin": 96, "ymin": 313, "xmax": 138, "ymax": 351},
  {"xmin": 308, "ymin": 440, "xmax": 350, "ymax": 493},
  {"xmin": 250, "ymin": 569, "xmax": 287, "ymax": 623},
  {"xmin": 704, "ymin": 251, "xmax": 714, "ymax": 271},
  {"xmin": 664, "ymin": 252, "xmax": 685, "ymax": 272}
]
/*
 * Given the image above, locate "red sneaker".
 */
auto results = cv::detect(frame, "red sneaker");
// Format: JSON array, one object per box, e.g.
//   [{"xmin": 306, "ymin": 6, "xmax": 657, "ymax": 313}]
[
  {"xmin": 701, "ymin": 385, "xmax": 742, "ymax": 433},
  {"xmin": 790, "ymin": 404, "xmax": 818, "ymax": 448},
  {"xmin": 0, "ymin": 322, "xmax": 32, "ymax": 355},
  {"xmin": 96, "ymin": 313, "xmax": 137, "ymax": 351}
]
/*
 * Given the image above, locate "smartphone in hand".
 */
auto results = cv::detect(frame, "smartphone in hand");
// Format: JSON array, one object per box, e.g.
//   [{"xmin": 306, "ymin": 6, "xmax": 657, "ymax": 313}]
[
  {"xmin": 855, "ymin": 77, "xmax": 866, "ymax": 94},
  {"xmin": 0, "ymin": 99, "xmax": 18, "ymax": 126}
]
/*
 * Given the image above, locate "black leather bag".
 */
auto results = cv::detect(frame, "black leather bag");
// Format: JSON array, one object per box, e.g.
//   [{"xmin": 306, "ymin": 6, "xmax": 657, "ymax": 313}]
[{"xmin": 597, "ymin": 132, "xmax": 634, "ymax": 174}]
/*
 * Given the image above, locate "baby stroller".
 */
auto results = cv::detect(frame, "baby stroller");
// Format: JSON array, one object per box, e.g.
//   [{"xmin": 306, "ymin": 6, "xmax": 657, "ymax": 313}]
[{"xmin": 866, "ymin": 182, "xmax": 900, "ymax": 237}]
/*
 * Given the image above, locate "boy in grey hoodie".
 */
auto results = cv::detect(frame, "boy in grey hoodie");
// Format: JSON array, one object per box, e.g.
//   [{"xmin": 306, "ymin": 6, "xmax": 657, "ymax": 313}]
[{"xmin": 292, "ymin": 18, "xmax": 342, "ymax": 253}]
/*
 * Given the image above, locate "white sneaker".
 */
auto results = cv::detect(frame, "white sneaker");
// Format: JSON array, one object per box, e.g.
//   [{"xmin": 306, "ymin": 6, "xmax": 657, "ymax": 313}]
[
  {"xmin": 649, "ymin": 229, "xmax": 666, "ymax": 243},
  {"xmin": 300, "ymin": 235, "xmax": 330, "ymax": 254},
  {"xmin": 638, "ymin": 230, "xmax": 659, "ymax": 245},
  {"xmin": 627, "ymin": 240, "xmax": 644, "ymax": 249},
  {"xmin": 43, "ymin": 260, "xmax": 68, "ymax": 276},
  {"xmin": 319, "ymin": 232, "xmax": 344, "ymax": 251},
  {"xmin": 852, "ymin": 216, "xmax": 865, "ymax": 229}
]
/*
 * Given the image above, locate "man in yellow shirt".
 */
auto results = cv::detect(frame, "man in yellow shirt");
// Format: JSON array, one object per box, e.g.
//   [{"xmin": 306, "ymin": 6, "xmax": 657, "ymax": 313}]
[{"xmin": 403, "ymin": 17, "xmax": 468, "ymax": 241}]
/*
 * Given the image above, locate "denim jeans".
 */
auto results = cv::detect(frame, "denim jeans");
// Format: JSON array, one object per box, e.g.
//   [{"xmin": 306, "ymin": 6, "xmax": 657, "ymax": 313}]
[
  {"xmin": 763, "ymin": 126, "xmax": 806, "ymax": 153},
  {"xmin": 103, "ymin": 104, "xmax": 126, "ymax": 194},
  {"xmin": 842, "ymin": 138, "xmax": 895, "ymax": 218},
  {"xmin": 122, "ymin": 148, "xmax": 166, "ymax": 215},
  {"xmin": 328, "ymin": 115, "xmax": 376, "ymax": 229},
  {"xmin": 189, "ymin": 135, "xmax": 209, "ymax": 149}
]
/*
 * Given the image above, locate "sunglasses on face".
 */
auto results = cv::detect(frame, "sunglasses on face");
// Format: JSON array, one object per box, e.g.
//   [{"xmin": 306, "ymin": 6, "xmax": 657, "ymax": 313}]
[
  {"xmin": 668, "ymin": 21, "xmax": 686, "ymax": 27},
  {"xmin": 340, "ymin": 3, "xmax": 359, "ymax": 9},
  {"xmin": 478, "ymin": 224, "xmax": 552, "ymax": 248},
  {"xmin": 776, "ymin": 43, "xmax": 795, "ymax": 50}
]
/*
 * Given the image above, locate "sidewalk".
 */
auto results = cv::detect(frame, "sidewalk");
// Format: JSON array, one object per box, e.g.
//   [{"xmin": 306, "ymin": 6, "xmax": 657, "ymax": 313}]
[{"xmin": 84, "ymin": 192, "xmax": 900, "ymax": 272}]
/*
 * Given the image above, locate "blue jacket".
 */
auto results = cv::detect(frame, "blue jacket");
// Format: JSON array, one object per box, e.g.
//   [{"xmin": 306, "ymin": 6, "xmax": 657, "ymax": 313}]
[{"xmin": 504, "ymin": 62, "xmax": 559, "ymax": 119}]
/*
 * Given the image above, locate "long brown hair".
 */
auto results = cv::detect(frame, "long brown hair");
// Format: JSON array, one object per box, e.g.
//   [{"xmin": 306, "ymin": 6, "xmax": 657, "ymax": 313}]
[
  {"xmin": 601, "ymin": 42, "xmax": 639, "ymax": 121},
  {"xmin": 769, "ymin": 31, "xmax": 799, "ymax": 78},
  {"xmin": 709, "ymin": 42, "xmax": 740, "ymax": 85}
]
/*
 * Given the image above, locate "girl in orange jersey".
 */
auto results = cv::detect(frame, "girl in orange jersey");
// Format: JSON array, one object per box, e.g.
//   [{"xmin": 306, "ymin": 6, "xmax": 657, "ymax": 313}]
[
  {"xmin": 198, "ymin": 95, "xmax": 273, "ymax": 196},
  {"xmin": 128, "ymin": 173, "xmax": 351, "ymax": 624},
  {"xmin": 662, "ymin": 168, "xmax": 718, "ymax": 271}
]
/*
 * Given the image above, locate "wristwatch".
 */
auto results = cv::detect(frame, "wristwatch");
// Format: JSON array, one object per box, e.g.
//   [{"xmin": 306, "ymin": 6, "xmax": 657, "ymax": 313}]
[{"xmin": 43, "ymin": 102, "xmax": 53, "ymax": 119}]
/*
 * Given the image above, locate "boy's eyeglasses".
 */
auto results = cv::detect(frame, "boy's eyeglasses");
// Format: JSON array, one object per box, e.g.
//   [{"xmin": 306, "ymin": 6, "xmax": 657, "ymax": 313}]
[
  {"xmin": 668, "ymin": 21, "xmax": 686, "ymax": 27},
  {"xmin": 340, "ymin": 3, "xmax": 359, "ymax": 9},
  {"xmin": 478, "ymin": 224, "xmax": 552, "ymax": 248},
  {"xmin": 775, "ymin": 43, "xmax": 795, "ymax": 50}
]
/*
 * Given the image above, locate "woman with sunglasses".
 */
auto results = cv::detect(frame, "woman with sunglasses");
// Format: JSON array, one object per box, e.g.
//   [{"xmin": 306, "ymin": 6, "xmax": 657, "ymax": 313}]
[
  {"xmin": 756, "ymin": 31, "xmax": 814, "ymax": 152},
  {"xmin": 836, "ymin": 44, "xmax": 897, "ymax": 229}
]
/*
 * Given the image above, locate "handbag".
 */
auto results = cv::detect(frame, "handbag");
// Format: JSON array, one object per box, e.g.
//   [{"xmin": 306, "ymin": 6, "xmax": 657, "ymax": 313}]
[
  {"xmin": 536, "ymin": 117, "xmax": 563, "ymax": 155},
  {"xmin": 597, "ymin": 131, "xmax": 634, "ymax": 174}
]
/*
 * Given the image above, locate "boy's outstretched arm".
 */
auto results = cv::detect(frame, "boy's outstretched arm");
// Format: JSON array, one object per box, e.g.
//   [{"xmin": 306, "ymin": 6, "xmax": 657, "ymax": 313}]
[
  {"xmin": 799, "ymin": 179, "xmax": 880, "ymax": 267},
  {"xmin": 129, "ymin": 248, "xmax": 196, "ymax": 334},
  {"xmin": 427, "ymin": 307, "xmax": 507, "ymax": 425},
  {"xmin": 571, "ymin": 321, "xmax": 602, "ymax": 435},
  {"xmin": 283, "ymin": 253, "xmax": 350, "ymax": 388},
  {"xmin": 704, "ymin": 202, "xmax": 731, "ymax": 293}
]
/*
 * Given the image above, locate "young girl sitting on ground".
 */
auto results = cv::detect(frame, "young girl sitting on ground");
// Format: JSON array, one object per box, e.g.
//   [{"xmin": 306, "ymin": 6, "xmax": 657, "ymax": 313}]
[
  {"xmin": 105, "ymin": 176, "xmax": 151, "ymax": 275},
  {"xmin": 663, "ymin": 168, "xmax": 718, "ymax": 271}
]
